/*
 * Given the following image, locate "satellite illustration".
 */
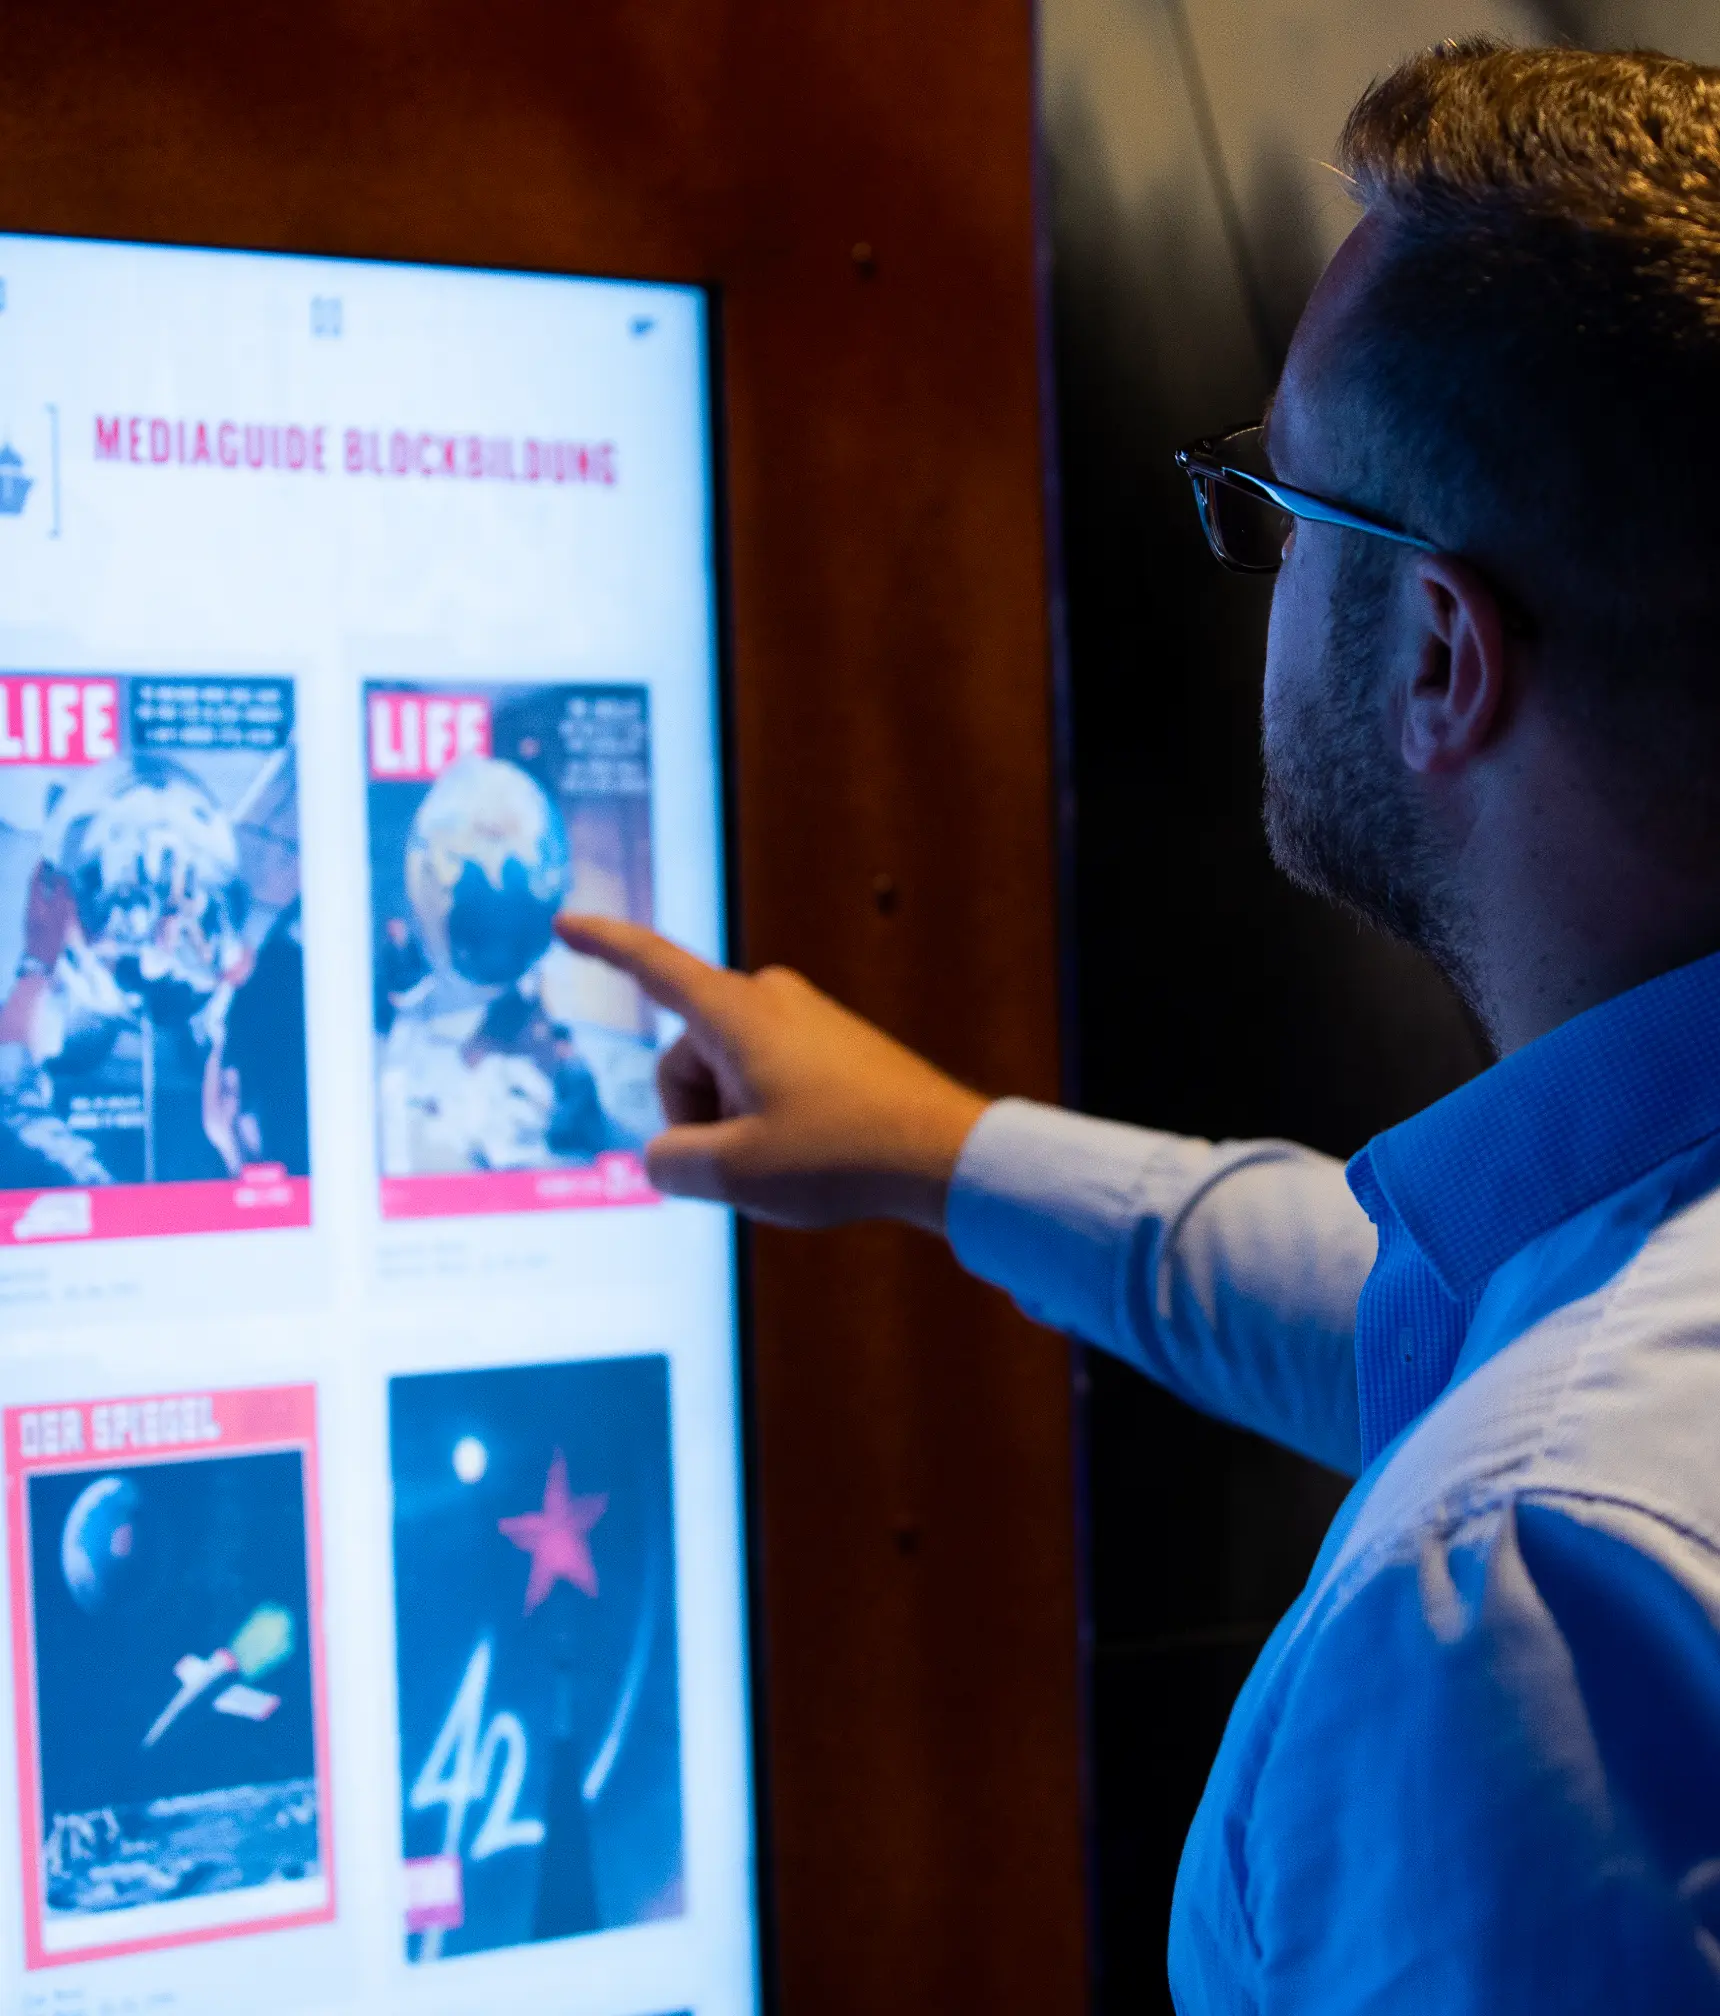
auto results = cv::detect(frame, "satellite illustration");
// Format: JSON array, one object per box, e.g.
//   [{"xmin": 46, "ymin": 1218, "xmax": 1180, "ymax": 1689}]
[{"xmin": 5, "ymin": 1386, "xmax": 333, "ymax": 1965}]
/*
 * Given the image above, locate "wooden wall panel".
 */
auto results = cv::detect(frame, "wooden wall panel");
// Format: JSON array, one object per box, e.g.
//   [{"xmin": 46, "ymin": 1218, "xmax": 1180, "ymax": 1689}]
[{"xmin": 0, "ymin": 6, "xmax": 1084, "ymax": 2008}]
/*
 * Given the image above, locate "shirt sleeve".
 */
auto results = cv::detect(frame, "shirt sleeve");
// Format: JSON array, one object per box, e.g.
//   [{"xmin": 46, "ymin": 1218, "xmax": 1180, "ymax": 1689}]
[
  {"xmin": 944, "ymin": 1097, "xmax": 1372, "ymax": 1474},
  {"xmin": 1244, "ymin": 1500, "xmax": 1720, "ymax": 2013}
]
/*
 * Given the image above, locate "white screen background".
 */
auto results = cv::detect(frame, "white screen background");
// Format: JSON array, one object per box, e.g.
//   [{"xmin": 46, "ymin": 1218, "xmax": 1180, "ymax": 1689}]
[{"xmin": 0, "ymin": 234, "xmax": 758, "ymax": 2016}]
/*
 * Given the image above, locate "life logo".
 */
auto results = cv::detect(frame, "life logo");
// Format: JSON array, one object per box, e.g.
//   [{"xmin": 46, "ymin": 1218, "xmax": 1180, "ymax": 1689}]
[
  {"xmin": 0, "ymin": 406, "xmax": 60, "ymax": 536},
  {"xmin": 368, "ymin": 691, "xmax": 492, "ymax": 781}
]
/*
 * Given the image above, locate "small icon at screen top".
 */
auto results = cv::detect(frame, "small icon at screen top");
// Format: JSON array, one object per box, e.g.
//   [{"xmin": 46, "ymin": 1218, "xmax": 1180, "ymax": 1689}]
[
  {"xmin": 629, "ymin": 315, "xmax": 656, "ymax": 337},
  {"xmin": 310, "ymin": 296, "xmax": 343, "ymax": 338}
]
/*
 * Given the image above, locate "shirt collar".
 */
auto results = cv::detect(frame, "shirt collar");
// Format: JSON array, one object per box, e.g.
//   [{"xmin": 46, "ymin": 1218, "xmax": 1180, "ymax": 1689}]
[{"xmin": 1348, "ymin": 948, "xmax": 1720, "ymax": 1298}]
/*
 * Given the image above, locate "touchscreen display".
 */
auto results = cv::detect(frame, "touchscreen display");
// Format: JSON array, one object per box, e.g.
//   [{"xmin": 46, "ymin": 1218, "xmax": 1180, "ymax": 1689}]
[{"xmin": 0, "ymin": 234, "xmax": 757, "ymax": 2016}]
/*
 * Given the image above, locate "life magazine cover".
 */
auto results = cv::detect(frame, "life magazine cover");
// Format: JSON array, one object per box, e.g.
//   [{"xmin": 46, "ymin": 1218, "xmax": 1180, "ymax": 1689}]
[
  {"xmin": 4, "ymin": 1385, "xmax": 333, "ymax": 1967},
  {"xmin": 364, "ymin": 681, "xmax": 659, "ymax": 1221},
  {"xmin": 0, "ymin": 675, "xmax": 309, "ymax": 1246},
  {"xmin": 390, "ymin": 1356, "xmax": 683, "ymax": 1962}
]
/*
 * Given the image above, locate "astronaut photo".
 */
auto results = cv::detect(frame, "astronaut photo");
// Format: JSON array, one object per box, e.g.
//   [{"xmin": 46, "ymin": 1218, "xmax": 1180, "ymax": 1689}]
[{"xmin": 0, "ymin": 750, "xmax": 307, "ymax": 1194}]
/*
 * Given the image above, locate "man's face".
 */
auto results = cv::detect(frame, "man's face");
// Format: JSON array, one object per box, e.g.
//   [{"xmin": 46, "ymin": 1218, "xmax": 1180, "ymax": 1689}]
[{"xmin": 1260, "ymin": 216, "xmax": 1462, "ymax": 970}]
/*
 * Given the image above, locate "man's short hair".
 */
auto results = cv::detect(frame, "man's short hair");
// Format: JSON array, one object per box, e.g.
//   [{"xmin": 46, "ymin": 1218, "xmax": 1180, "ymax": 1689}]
[{"xmin": 1330, "ymin": 40, "xmax": 1720, "ymax": 849}]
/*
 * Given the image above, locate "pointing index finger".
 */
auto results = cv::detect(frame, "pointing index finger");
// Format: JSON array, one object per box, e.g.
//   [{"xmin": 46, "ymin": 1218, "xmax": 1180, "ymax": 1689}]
[{"xmin": 553, "ymin": 913, "xmax": 731, "ymax": 1022}]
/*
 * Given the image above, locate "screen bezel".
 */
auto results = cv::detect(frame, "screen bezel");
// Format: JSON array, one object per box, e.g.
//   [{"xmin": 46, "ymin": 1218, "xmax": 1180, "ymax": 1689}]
[{"xmin": 0, "ymin": 224, "xmax": 773, "ymax": 2012}]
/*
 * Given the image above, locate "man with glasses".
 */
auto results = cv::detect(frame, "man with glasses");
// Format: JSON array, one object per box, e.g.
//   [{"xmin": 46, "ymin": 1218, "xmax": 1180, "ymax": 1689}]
[{"xmin": 566, "ymin": 39, "xmax": 1720, "ymax": 2011}]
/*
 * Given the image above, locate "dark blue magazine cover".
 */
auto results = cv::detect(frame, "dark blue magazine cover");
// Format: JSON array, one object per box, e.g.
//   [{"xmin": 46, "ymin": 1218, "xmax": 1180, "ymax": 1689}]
[{"xmin": 389, "ymin": 1355, "xmax": 683, "ymax": 1963}]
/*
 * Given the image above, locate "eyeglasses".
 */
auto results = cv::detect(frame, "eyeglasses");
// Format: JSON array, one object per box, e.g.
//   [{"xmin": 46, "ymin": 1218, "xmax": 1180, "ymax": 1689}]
[{"xmin": 1174, "ymin": 424, "xmax": 1437, "ymax": 574}]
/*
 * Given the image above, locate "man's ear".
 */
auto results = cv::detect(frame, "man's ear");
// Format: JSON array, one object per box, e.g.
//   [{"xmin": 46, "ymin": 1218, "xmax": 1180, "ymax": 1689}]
[{"xmin": 1399, "ymin": 554, "xmax": 1511, "ymax": 775}]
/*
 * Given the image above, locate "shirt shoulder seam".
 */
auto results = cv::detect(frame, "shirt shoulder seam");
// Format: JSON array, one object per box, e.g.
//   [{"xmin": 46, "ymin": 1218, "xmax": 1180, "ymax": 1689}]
[{"xmin": 1318, "ymin": 1477, "xmax": 1720, "ymax": 1612}]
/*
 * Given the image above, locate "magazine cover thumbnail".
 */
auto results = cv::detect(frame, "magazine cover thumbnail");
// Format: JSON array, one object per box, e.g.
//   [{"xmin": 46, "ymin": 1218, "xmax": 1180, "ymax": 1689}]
[
  {"xmin": 0, "ymin": 675, "xmax": 310, "ymax": 1247},
  {"xmin": 4, "ymin": 1384, "xmax": 334, "ymax": 1967},
  {"xmin": 365, "ymin": 681, "xmax": 659, "ymax": 1221},
  {"xmin": 390, "ymin": 1357, "xmax": 683, "ymax": 1963}
]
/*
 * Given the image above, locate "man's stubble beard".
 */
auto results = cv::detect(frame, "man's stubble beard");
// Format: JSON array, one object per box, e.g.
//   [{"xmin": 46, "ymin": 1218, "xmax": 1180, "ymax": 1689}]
[{"xmin": 1262, "ymin": 538, "xmax": 1480, "ymax": 1005}]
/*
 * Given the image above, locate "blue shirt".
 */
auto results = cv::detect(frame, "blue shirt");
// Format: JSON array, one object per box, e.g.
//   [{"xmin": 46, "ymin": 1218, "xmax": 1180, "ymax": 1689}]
[{"xmin": 947, "ymin": 949, "xmax": 1720, "ymax": 2012}]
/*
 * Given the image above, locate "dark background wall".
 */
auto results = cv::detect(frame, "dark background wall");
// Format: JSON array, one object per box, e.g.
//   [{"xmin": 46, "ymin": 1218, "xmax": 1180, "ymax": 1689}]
[
  {"xmin": 1040, "ymin": 3, "xmax": 1720, "ymax": 2008},
  {"xmin": 0, "ymin": 8, "xmax": 1085, "ymax": 2010}
]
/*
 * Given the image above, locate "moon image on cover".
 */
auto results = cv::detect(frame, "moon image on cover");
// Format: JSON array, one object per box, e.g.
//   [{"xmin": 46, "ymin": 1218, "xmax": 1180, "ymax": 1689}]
[{"xmin": 60, "ymin": 1473, "xmax": 144, "ymax": 1612}]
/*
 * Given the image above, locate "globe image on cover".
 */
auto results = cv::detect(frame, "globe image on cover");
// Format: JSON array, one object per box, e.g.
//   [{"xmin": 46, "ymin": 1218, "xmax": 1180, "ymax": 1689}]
[
  {"xmin": 389, "ymin": 1356, "xmax": 683, "ymax": 1963},
  {"xmin": 0, "ymin": 675, "xmax": 309, "ymax": 1244},
  {"xmin": 365, "ymin": 682, "xmax": 660, "ymax": 1220},
  {"xmin": 405, "ymin": 757, "xmax": 568, "ymax": 990}
]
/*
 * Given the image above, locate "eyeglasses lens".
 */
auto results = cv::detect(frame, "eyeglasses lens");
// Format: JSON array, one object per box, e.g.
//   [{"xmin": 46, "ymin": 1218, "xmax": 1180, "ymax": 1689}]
[{"xmin": 1201, "ymin": 473, "xmax": 1293, "ymax": 573}]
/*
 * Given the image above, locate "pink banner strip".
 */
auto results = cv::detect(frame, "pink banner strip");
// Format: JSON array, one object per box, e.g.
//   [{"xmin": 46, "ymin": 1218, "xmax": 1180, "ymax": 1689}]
[
  {"xmin": 402, "ymin": 1853, "xmax": 464, "ymax": 1933},
  {"xmin": 0, "ymin": 1171, "xmax": 310, "ymax": 1246},
  {"xmin": 379, "ymin": 1152, "xmax": 656, "ymax": 1222}
]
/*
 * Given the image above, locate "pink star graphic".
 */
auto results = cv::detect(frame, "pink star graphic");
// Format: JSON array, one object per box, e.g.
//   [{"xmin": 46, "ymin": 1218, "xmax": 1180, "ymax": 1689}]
[{"xmin": 498, "ymin": 1450, "xmax": 607, "ymax": 1616}]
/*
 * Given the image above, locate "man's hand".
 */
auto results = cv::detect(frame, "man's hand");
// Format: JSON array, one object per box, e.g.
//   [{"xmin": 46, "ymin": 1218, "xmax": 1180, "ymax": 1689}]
[{"xmin": 554, "ymin": 915, "xmax": 988, "ymax": 1233}]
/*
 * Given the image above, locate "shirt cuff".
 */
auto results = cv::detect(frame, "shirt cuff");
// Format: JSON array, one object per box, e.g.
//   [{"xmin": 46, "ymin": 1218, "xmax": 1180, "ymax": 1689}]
[{"xmin": 944, "ymin": 1097, "xmax": 1215, "ymax": 1354}]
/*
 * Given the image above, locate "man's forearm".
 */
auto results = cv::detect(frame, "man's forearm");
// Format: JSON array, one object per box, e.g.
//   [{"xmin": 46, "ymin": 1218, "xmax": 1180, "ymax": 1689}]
[
  {"xmin": 947, "ymin": 1101, "xmax": 1371, "ymax": 1474},
  {"xmin": 555, "ymin": 914, "xmax": 1371, "ymax": 1471}
]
